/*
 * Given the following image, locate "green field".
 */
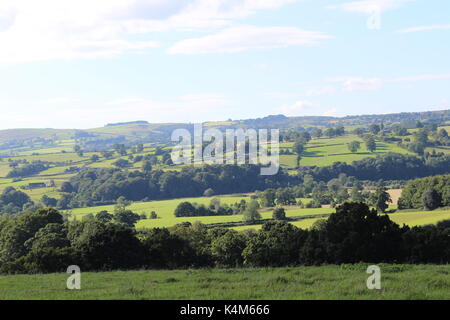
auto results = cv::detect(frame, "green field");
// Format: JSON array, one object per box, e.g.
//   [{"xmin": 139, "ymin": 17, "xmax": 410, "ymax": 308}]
[
  {"xmin": 0, "ymin": 264, "xmax": 448, "ymax": 300},
  {"xmin": 66, "ymin": 195, "xmax": 331, "ymax": 229},
  {"xmin": 388, "ymin": 209, "xmax": 450, "ymax": 227},
  {"xmin": 280, "ymin": 135, "xmax": 415, "ymax": 168},
  {"xmin": 231, "ymin": 217, "xmax": 326, "ymax": 231},
  {"xmin": 230, "ymin": 208, "xmax": 450, "ymax": 232},
  {"xmin": 68, "ymin": 195, "xmax": 251, "ymax": 218},
  {"xmin": 65, "ymin": 192, "xmax": 450, "ymax": 231},
  {"xmin": 0, "ymin": 129, "xmax": 422, "ymax": 201},
  {"xmin": 0, "ymin": 138, "xmax": 161, "ymax": 199},
  {"xmin": 0, "ymin": 127, "xmax": 446, "ymax": 231}
]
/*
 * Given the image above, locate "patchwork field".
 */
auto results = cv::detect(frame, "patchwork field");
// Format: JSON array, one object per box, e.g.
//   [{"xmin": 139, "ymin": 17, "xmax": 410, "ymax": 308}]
[
  {"xmin": 231, "ymin": 217, "xmax": 326, "ymax": 231},
  {"xmin": 64, "ymin": 192, "xmax": 450, "ymax": 231},
  {"xmin": 0, "ymin": 264, "xmax": 448, "ymax": 300},
  {"xmin": 230, "ymin": 209, "xmax": 450, "ymax": 232},
  {"xmin": 280, "ymin": 135, "xmax": 414, "ymax": 168},
  {"xmin": 66, "ymin": 195, "xmax": 332, "ymax": 229},
  {"xmin": 0, "ymin": 127, "xmax": 448, "ymax": 233},
  {"xmin": 68, "ymin": 195, "xmax": 251, "ymax": 218},
  {"xmin": 0, "ymin": 128, "xmax": 425, "ymax": 204}
]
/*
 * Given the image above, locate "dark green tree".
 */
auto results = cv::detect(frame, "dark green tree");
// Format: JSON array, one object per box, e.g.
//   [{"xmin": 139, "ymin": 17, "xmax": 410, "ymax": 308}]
[
  {"xmin": 211, "ymin": 230, "xmax": 247, "ymax": 267},
  {"xmin": 347, "ymin": 141, "xmax": 361, "ymax": 153},
  {"xmin": 96, "ymin": 210, "xmax": 113, "ymax": 222},
  {"xmin": 242, "ymin": 200, "xmax": 261, "ymax": 223},
  {"xmin": 174, "ymin": 202, "xmax": 197, "ymax": 217},
  {"xmin": 364, "ymin": 136, "xmax": 377, "ymax": 153},
  {"xmin": 422, "ymin": 189, "xmax": 442, "ymax": 211},
  {"xmin": 372, "ymin": 186, "xmax": 392, "ymax": 212},
  {"xmin": 272, "ymin": 207, "xmax": 286, "ymax": 220},
  {"xmin": 113, "ymin": 210, "xmax": 140, "ymax": 227}
]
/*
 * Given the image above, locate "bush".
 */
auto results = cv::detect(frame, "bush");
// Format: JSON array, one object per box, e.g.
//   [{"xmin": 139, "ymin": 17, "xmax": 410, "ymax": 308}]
[
  {"xmin": 272, "ymin": 207, "xmax": 286, "ymax": 220},
  {"xmin": 422, "ymin": 189, "xmax": 442, "ymax": 210},
  {"xmin": 211, "ymin": 230, "xmax": 247, "ymax": 267},
  {"xmin": 203, "ymin": 188, "xmax": 215, "ymax": 197},
  {"xmin": 70, "ymin": 221, "xmax": 146, "ymax": 270},
  {"xmin": 242, "ymin": 200, "xmax": 261, "ymax": 223}
]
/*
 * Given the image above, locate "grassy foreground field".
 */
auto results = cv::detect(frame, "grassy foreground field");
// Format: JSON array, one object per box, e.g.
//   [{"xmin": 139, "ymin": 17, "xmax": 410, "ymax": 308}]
[{"xmin": 0, "ymin": 264, "xmax": 448, "ymax": 300}]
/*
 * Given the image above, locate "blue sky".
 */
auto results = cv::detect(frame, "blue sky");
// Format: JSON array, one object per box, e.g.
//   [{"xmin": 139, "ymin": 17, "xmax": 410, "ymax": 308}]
[{"xmin": 0, "ymin": 0, "xmax": 449, "ymax": 129}]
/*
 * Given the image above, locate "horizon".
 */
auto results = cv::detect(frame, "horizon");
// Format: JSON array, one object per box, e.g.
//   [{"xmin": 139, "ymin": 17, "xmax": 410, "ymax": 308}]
[{"xmin": 1, "ymin": 108, "xmax": 449, "ymax": 131}]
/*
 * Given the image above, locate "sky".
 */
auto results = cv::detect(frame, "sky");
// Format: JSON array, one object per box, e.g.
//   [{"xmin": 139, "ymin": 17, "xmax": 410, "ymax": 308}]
[{"xmin": 0, "ymin": 0, "xmax": 449, "ymax": 129}]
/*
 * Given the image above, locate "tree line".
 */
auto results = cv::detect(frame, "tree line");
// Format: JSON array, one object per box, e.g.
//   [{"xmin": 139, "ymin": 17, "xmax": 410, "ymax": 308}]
[
  {"xmin": 174, "ymin": 199, "xmax": 247, "ymax": 217},
  {"xmin": 0, "ymin": 203, "xmax": 448, "ymax": 274},
  {"xmin": 46, "ymin": 153, "xmax": 450, "ymax": 210},
  {"xmin": 303, "ymin": 152, "xmax": 450, "ymax": 181},
  {"xmin": 57, "ymin": 165, "xmax": 296, "ymax": 209},
  {"xmin": 4, "ymin": 154, "xmax": 450, "ymax": 215},
  {"xmin": 398, "ymin": 174, "xmax": 450, "ymax": 210},
  {"xmin": 6, "ymin": 161, "xmax": 49, "ymax": 178}
]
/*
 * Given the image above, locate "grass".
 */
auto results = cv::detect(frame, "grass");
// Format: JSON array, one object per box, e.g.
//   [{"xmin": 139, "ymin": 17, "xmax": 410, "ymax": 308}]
[
  {"xmin": 66, "ymin": 195, "xmax": 334, "ymax": 229},
  {"xmin": 68, "ymin": 195, "xmax": 251, "ymax": 218},
  {"xmin": 0, "ymin": 132, "xmax": 421, "ymax": 202},
  {"xmin": 388, "ymin": 209, "xmax": 450, "ymax": 227},
  {"xmin": 0, "ymin": 130, "xmax": 445, "ymax": 230},
  {"xmin": 65, "ymin": 192, "xmax": 450, "ymax": 230},
  {"xmin": 0, "ymin": 163, "xmax": 11, "ymax": 178},
  {"xmin": 280, "ymin": 135, "xmax": 415, "ymax": 168},
  {"xmin": 228, "ymin": 207, "xmax": 450, "ymax": 232},
  {"xmin": 0, "ymin": 264, "xmax": 448, "ymax": 300},
  {"xmin": 231, "ymin": 217, "xmax": 326, "ymax": 231},
  {"xmin": 426, "ymin": 146, "xmax": 450, "ymax": 155},
  {"xmin": 138, "ymin": 206, "xmax": 450, "ymax": 230},
  {"xmin": 24, "ymin": 188, "xmax": 60, "ymax": 201}
]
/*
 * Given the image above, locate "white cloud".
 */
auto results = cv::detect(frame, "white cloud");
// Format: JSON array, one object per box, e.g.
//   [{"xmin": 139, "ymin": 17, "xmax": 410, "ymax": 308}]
[
  {"xmin": 305, "ymin": 86, "xmax": 337, "ymax": 96},
  {"xmin": 327, "ymin": 73, "xmax": 450, "ymax": 92},
  {"xmin": 327, "ymin": 77, "xmax": 383, "ymax": 92},
  {"xmin": 106, "ymin": 93, "xmax": 229, "ymax": 120},
  {"xmin": 323, "ymin": 108, "xmax": 338, "ymax": 117},
  {"xmin": 389, "ymin": 74, "xmax": 450, "ymax": 82},
  {"xmin": 0, "ymin": 0, "xmax": 165, "ymax": 63},
  {"xmin": 167, "ymin": 25, "xmax": 332, "ymax": 54},
  {"xmin": 278, "ymin": 100, "xmax": 315, "ymax": 116},
  {"xmin": 265, "ymin": 92, "xmax": 301, "ymax": 99},
  {"xmin": 0, "ymin": 0, "xmax": 300, "ymax": 63},
  {"xmin": 329, "ymin": 0, "xmax": 413, "ymax": 14},
  {"xmin": 265, "ymin": 85, "xmax": 336, "ymax": 100},
  {"xmin": 278, "ymin": 100, "xmax": 341, "ymax": 117},
  {"xmin": 42, "ymin": 97, "xmax": 80, "ymax": 104},
  {"xmin": 397, "ymin": 24, "xmax": 450, "ymax": 33}
]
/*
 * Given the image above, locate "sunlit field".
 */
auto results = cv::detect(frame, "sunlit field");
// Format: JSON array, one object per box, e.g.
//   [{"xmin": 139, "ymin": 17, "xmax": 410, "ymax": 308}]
[
  {"xmin": 66, "ymin": 195, "xmax": 329, "ymax": 229},
  {"xmin": 0, "ymin": 264, "xmax": 448, "ymax": 300},
  {"xmin": 280, "ymin": 135, "xmax": 414, "ymax": 168},
  {"xmin": 388, "ymin": 209, "xmax": 450, "ymax": 227},
  {"xmin": 65, "ymin": 193, "xmax": 450, "ymax": 230}
]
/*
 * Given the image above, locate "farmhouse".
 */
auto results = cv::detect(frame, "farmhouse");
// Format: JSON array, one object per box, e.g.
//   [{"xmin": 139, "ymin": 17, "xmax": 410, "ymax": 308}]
[{"xmin": 26, "ymin": 182, "xmax": 47, "ymax": 189}]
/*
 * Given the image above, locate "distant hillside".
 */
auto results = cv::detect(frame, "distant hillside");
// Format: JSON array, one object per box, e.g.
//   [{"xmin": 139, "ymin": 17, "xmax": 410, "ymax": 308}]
[
  {"xmin": 0, "ymin": 109, "xmax": 448, "ymax": 152},
  {"xmin": 239, "ymin": 110, "xmax": 450, "ymax": 128},
  {"xmin": 0, "ymin": 128, "xmax": 75, "ymax": 144},
  {"xmin": 105, "ymin": 120, "xmax": 149, "ymax": 127}
]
